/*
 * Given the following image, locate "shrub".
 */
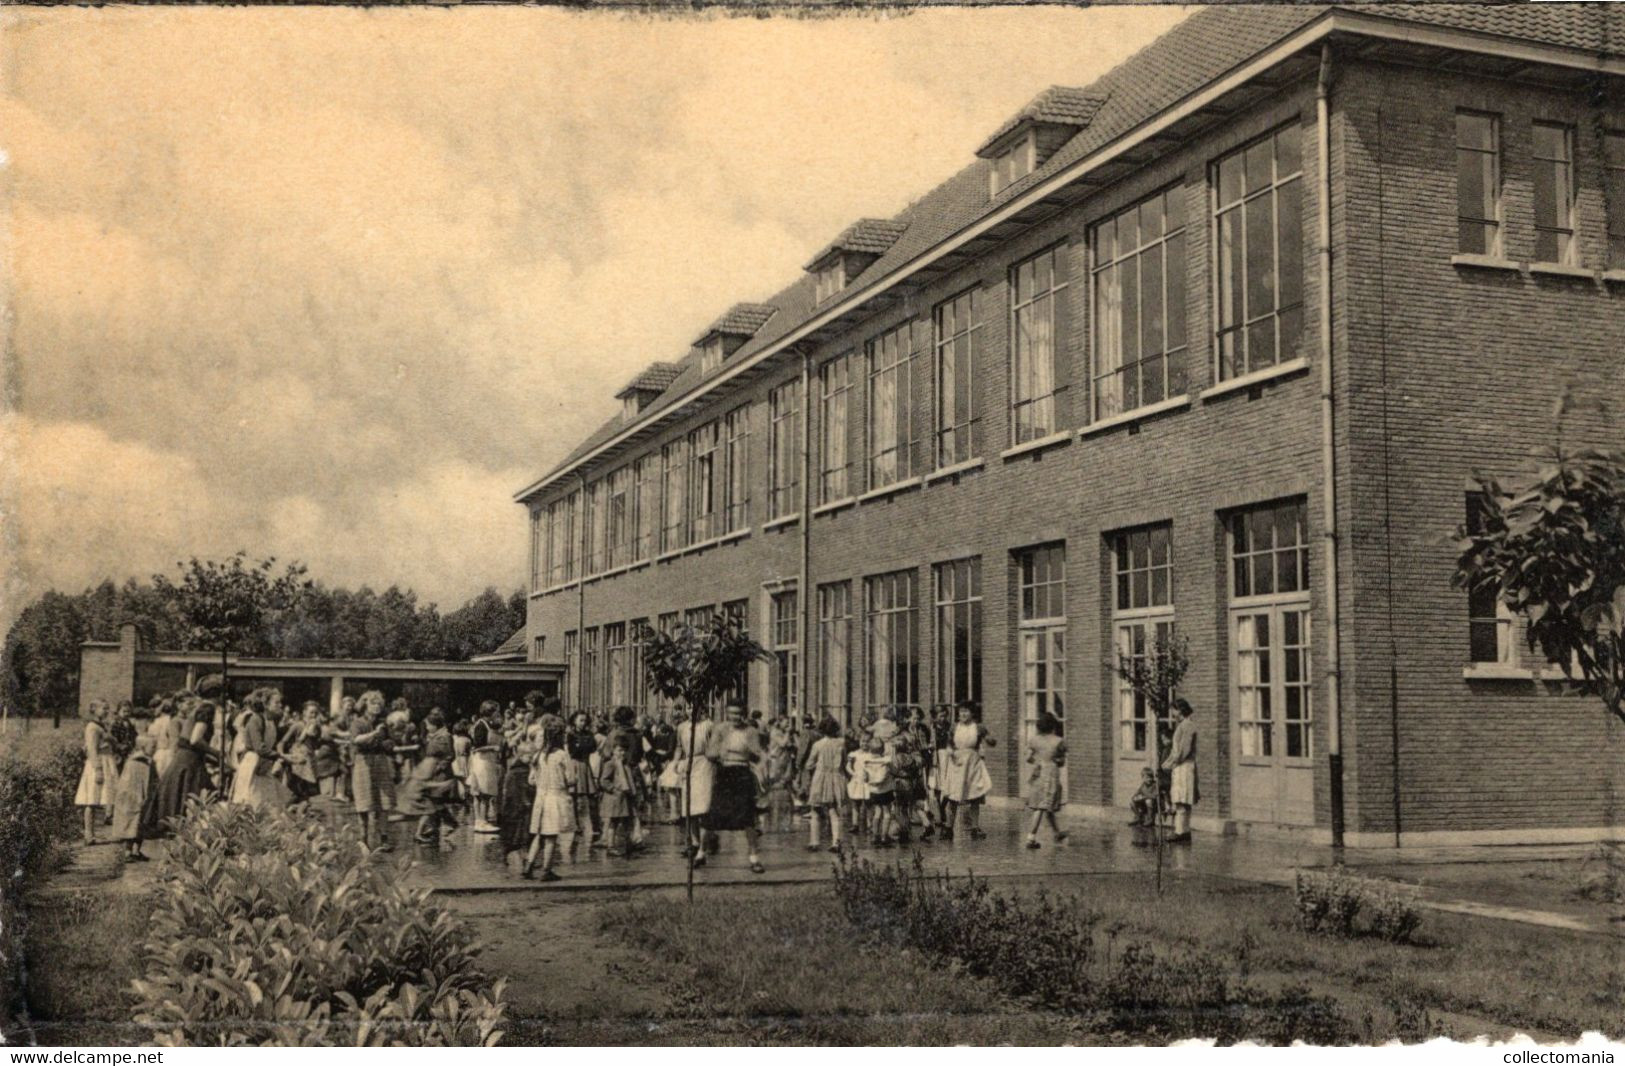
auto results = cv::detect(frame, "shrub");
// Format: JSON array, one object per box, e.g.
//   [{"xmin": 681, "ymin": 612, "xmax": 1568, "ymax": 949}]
[
  {"xmin": 130, "ymin": 800, "xmax": 506, "ymax": 1046},
  {"xmin": 0, "ymin": 728, "xmax": 85, "ymax": 1029},
  {"xmin": 1294, "ymin": 868, "xmax": 1423, "ymax": 943},
  {"xmin": 1294, "ymin": 867, "xmax": 1364, "ymax": 937},
  {"xmin": 834, "ymin": 851, "xmax": 1355, "ymax": 1044}
]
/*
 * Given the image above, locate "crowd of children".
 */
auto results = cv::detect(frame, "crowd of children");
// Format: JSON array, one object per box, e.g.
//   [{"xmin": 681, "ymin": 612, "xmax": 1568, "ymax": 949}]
[{"xmin": 72, "ymin": 683, "xmax": 1213, "ymax": 877}]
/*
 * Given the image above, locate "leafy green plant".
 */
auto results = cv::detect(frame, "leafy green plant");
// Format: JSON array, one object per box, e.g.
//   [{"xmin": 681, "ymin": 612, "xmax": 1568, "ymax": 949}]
[
  {"xmin": 834, "ymin": 851, "xmax": 1355, "ymax": 1044},
  {"xmin": 130, "ymin": 799, "xmax": 506, "ymax": 1046},
  {"xmin": 0, "ymin": 729, "xmax": 84, "ymax": 1029},
  {"xmin": 1455, "ymin": 447, "xmax": 1625, "ymax": 724}
]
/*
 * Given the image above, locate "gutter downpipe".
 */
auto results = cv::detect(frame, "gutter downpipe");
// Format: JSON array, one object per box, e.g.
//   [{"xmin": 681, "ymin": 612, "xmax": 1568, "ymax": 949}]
[
  {"xmin": 798, "ymin": 347, "xmax": 814, "ymax": 725},
  {"xmin": 576, "ymin": 470, "xmax": 589, "ymax": 714},
  {"xmin": 1317, "ymin": 43, "xmax": 1346, "ymax": 849}
]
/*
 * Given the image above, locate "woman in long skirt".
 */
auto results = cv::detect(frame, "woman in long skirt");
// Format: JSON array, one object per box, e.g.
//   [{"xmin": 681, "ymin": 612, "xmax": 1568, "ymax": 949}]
[
  {"xmin": 676, "ymin": 707, "xmax": 716, "ymax": 860},
  {"xmin": 499, "ymin": 739, "xmax": 537, "ymax": 859},
  {"xmin": 468, "ymin": 702, "xmax": 504, "ymax": 832},
  {"xmin": 73, "ymin": 703, "xmax": 119, "ymax": 844},
  {"xmin": 229, "ymin": 694, "xmax": 291, "ymax": 809},
  {"xmin": 150, "ymin": 698, "xmax": 179, "ymax": 780},
  {"xmin": 349, "ymin": 693, "xmax": 397, "ymax": 850},
  {"xmin": 522, "ymin": 723, "xmax": 574, "ymax": 881},
  {"xmin": 701, "ymin": 700, "xmax": 766, "ymax": 873},
  {"xmin": 110, "ymin": 737, "xmax": 161, "ymax": 861},
  {"xmin": 1022, "ymin": 712, "xmax": 1068, "ymax": 849},
  {"xmin": 156, "ymin": 700, "xmax": 217, "ymax": 831},
  {"xmin": 941, "ymin": 701, "xmax": 996, "ymax": 840}
]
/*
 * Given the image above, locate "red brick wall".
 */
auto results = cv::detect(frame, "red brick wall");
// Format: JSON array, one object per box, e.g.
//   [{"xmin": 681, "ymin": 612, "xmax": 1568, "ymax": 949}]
[{"xmin": 1337, "ymin": 59, "xmax": 1625, "ymax": 839}]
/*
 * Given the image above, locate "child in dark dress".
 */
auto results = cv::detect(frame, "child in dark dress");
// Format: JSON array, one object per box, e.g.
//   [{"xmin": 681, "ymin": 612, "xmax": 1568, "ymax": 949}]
[{"xmin": 400, "ymin": 734, "xmax": 460, "ymax": 846}]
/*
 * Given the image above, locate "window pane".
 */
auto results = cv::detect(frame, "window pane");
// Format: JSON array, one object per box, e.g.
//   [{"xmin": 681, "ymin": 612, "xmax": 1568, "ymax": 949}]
[
  {"xmin": 1245, "ymin": 138, "xmax": 1274, "ymax": 194},
  {"xmin": 1245, "ymin": 195, "xmax": 1276, "ymax": 320},
  {"xmin": 1141, "ymin": 244, "xmax": 1165, "ymax": 357},
  {"xmin": 1219, "ymin": 210, "xmax": 1244, "ymax": 330},
  {"xmin": 1165, "ymin": 232, "xmax": 1186, "ymax": 350},
  {"xmin": 1457, "ymin": 112, "xmax": 1494, "ymax": 151},
  {"xmin": 1218, "ymin": 153, "xmax": 1244, "ymax": 206},
  {"xmin": 1276, "ymin": 126, "xmax": 1302, "ymax": 177},
  {"xmin": 1277, "ymin": 181, "xmax": 1303, "ymax": 310}
]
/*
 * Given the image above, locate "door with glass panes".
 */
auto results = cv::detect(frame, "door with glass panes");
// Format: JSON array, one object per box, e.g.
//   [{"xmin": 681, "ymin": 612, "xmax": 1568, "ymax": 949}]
[
  {"xmin": 1017, "ymin": 545, "xmax": 1067, "ymax": 802},
  {"xmin": 1228, "ymin": 502, "xmax": 1315, "ymax": 827}
]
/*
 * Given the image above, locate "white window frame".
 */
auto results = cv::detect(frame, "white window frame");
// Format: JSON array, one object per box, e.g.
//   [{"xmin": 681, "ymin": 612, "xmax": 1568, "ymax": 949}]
[
  {"xmin": 1016, "ymin": 543, "xmax": 1067, "ymax": 755},
  {"xmin": 866, "ymin": 322, "xmax": 913, "ymax": 490},
  {"xmin": 1532, "ymin": 120, "xmax": 1577, "ymax": 266},
  {"xmin": 817, "ymin": 581, "xmax": 853, "ymax": 726},
  {"xmin": 815, "ymin": 260, "xmax": 845, "ymax": 304},
  {"xmin": 864, "ymin": 569, "xmax": 920, "ymax": 716},
  {"xmin": 933, "ymin": 557, "xmax": 982, "ymax": 710},
  {"xmin": 767, "ymin": 379, "xmax": 802, "ymax": 520},
  {"xmin": 770, "ymin": 589, "xmax": 799, "ymax": 717},
  {"xmin": 933, "ymin": 288, "xmax": 981, "ymax": 468},
  {"xmin": 1112, "ymin": 525, "xmax": 1175, "ymax": 756},
  {"xmin": 1009, "ymin": 245, "xmax": 1068, "ymax": 445},
  {"xmin": 700, "ymin": 337, "xmax": 725, "ymax": 375},
  {"xmin": 818, "ymin": 355, "xmax": 852, "ymax": 503},
  {"xmin": 1212, "ymin": 124, "xmax": 1306, "ymax": 382},
  {"xmin": 1091, "ymin": 186, "xmax": 1189, "ymax": 421},
  {"xmin": 1456, "ymin": 110, "xmax": 1503, "ymax": 258},
  {"xmin": 990, "ymin": 129, "xmax": 1037, "ymax": 196},
  {"xmin": 722, "ymin": 405, "xmax": 750, "ymax": 534},
  {"xmin": 1228, "ymin": 501, "xmax": 1313, "ymax": 766}
]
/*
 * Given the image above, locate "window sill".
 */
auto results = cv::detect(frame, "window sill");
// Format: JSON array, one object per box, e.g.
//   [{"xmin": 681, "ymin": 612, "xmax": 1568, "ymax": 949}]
[
  {"xmin": 762, "ymin": 514, "xmax": 800, "ymax": 532},
  {"xmin": 1079, "ymin": 395, "xmax": 1191, "ymax": 438},
  {"xmin": 654, "ymin": 527, "xmax": 752, "ymax": 564},
  {"xmin": 1000, "ymin": 430, "xmax": 1073, "ymax": 461},
  {"xmin": 858, "ymin": 476, "xmax": 923, "ymax": 503},
  {"xmin": 1529, "ymin": 261, "xmax": 1594, "ymax": 281},
  {"xmin": 541, "ymin": 578, "xmax": 581, "ymax": 595},
  {"xmin": 812, "ymin": 496, "xmax": 856, "ymax": 517},
  {"xmin": 1462, "ymin": 662, "xmax": 1538, "ymax": 681},
  {"xmin": 923, "ymin": 457, "xmax": 985, "ymax": 484},
  {"xmin": 1602, "ymin": 269, "xmax": 1625, "ymax": 285},
  {"xmin": 1450, "ymin": 253, "xmax": 1520, "ymax": 273},
  {"xmin": 1199, "ymin": 358, "xmax": 1309, "ymax": 403}
]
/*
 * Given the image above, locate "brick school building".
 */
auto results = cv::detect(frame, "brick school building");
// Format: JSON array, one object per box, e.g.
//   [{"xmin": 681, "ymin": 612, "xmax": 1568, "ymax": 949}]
[{"xmin": 514, "ymin": 5, "xmax": 1625, "ymax": 847}]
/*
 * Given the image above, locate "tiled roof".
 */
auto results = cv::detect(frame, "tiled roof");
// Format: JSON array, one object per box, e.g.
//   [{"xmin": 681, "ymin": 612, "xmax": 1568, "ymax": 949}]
[
  {"xmin": 698, "ymin": 302, "xmax": 778, "ymax": 342},
  {"xmin": 975, "ymin": 86, "xmax": 1109, "ymax": 158},
  {"xmin": 470, "ymin": 628, "xmax": 525, "ymax": 662},
  {"xmin": 803, "ymin": 218, "xmax": 911, "ymax": 270},
  {"xmin": 615, "ymin": 361, "xmax": 683, "ymax": 397},
  {"xmin": 529, "ymin": 4, "xmax": 1624, "ymax": 493}
]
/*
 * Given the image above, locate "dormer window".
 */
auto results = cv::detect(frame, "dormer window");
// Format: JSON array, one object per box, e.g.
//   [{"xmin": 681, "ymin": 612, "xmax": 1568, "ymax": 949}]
[
  {"xmin": 622, "ymin": 394, "xmax": 642, "ymax": 421},
  {"xmin": 990, "ymin": 130, "xmax": 1037, "ymax": 195},
  {"xmin": 700, "ymin": 337, "xmax": 725, "ymax": 374},
  {"xmin": 815, "ymin": 260, "xmax": 845, "ymax": 304}
]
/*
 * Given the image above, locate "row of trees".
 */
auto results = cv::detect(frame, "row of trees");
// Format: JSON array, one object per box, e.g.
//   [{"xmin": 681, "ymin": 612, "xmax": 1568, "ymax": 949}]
[{"xmin": 2, "ymin": 558, "xmax": 526, "ymax": 715}]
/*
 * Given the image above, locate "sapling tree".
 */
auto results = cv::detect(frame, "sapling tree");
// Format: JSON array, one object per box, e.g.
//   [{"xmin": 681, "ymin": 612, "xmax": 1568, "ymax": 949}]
[
  {"xmin": 637, "ymin": 615, "xmax": 770, "ymax": 902},
  {"xmin": 1455, "ymin": 447, "xmax": 1625, "ymax": 725},
  {"xmin": 153, "ymin": 554, "xmax": 309, "ymax": 793},
  {"xmin": 1112, "ymin": 628, "xmax": 1190, "ymax": 894}
]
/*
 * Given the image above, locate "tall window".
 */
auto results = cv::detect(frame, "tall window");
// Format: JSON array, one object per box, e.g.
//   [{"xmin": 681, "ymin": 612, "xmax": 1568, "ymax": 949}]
[
  {"xmin": 865, "ymin": 570, "xmax": 919, "ymax": 715},
  {"xmin": 689, "ymin": 422, "xmax": 720, "ymax": 543},
  {"xmin": 660, "ymin": 439, "xmax": 687, "ymax": 553},
  {"xmin": 866, "ymin": 322, "xmax": 913, "ymax": 489},
  {"xmin": 655, "ymin": 612, "xmax": 680, "ymax": 717},
  {"xmin": 819, "ymin": 355, "xmax": 852, "ymax": 503},
  {"xmin": 552, "ymin": 491, "xmax": 579, "ymax": 584},
  {"xmin": 532, "ymin": 635, "xmax": 546, "ymax": 662},
  {"xmin": 1093, "ymin": 187, "xmax": 1189, "ymax": 418},
  {"xmin": 562, "ymin": 630, "xmax": 579, "ymax": 709},
  {"xmin": 627, "ymin": 618, "xmax": 649, "ymax": 712},
  {"xmin": 581, "ymin": 628, "xmax": 601, "ymax": 714},
  {"xmin": 1456, "ymin": 110, "xmax": 1502, "ymax": 256},
  {"xmin": 933, "ymin": 558, "xmax": 983, "ymax": 710},
  {"xmin": 817, "ymin": 582, "xmax": 853, "ymax": 724},
  {"xmin": 1016, "ymin": 543, "xmax": 1066, "ymax": 745},
  {"xmin": 1010, "ymin": 246, "xmax": 1069, "ymax": 444},
  {"xmin": 1533, "ymin": 121, "xmax": 1576, "ymax": 265},
  {"xmin": 768, "ymin": 379, "xmax": 802, "ymax": 520},
  {"xmin": 1605, "ymin": 132, "xmax": 1625, "ymax": 266},
  {"xmin": 584, "ymin": 480, "xmax": 607, "ymax": 576},
  {"xmin": 722, "ymin": 406, "xmax": 750, "ymax": 534},
  {"xmin": 604, "ymin": 622, "xmax": 628, "ymax": 708},
  {"xmin": 1214, "ymin": 125, "xmax": 1304, "ymax": 380},
  {"xmin": 722, "ymin": 599, "xmax": 749, "ymax": 706},
  {"xmin": 633, "ymin": 455, "xmax": 659, "ymax": 562},
  {"xmin": 1465, "ymin": 493, "xmax": 1515, "ymax": 664},
  {"xmin": 606, "ymin": 466, "xmax": 633, "ymax": 570},
  {"xmin": 771, "ymin": 589, "xmax": 799, "ymax": 717},
  {"xmin": 1112, "ymin": 525, "xmax": 1175, "ymax": 755},
  {"xmin": 1230, "ymin": 500, "xmax": 1312, "ymax": 761},
  {"xmin": 529, "ymin": 505, "xmax": 545, "ymax": 593},
  {"xmin": 934, "ymin": 289, "xmax": 981, "ymax": 466}
]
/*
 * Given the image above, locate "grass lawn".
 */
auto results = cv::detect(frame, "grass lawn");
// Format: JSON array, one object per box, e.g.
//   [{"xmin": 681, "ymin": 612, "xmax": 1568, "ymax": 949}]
[
  {"xmin": 18, "ymin": 889, "xmax": 151, "ymax": 1046},
  {"xmin": 594, "ymin": 870, "xmax": 1624, "ymax": 1044}
]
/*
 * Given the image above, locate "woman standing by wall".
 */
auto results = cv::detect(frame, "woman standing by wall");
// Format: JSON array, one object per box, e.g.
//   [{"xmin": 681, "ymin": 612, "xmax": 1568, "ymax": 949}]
[
  {"xmin": 676, "ymin": 706, "xmax": 716, "ymax": 863},
  {"xmin": 1161, "ymin": 698, "xmax": 1199, "ymax": 844},
  {"xmin": 941, "ymin": 701, "xmax": 996, "ymax": 840}
]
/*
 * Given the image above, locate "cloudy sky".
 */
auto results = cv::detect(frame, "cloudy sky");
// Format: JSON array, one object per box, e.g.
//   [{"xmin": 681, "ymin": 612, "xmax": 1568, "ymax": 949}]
[{"xmin": 1, "ymin": 4, "xmax": 1190, "ymax": 632}]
